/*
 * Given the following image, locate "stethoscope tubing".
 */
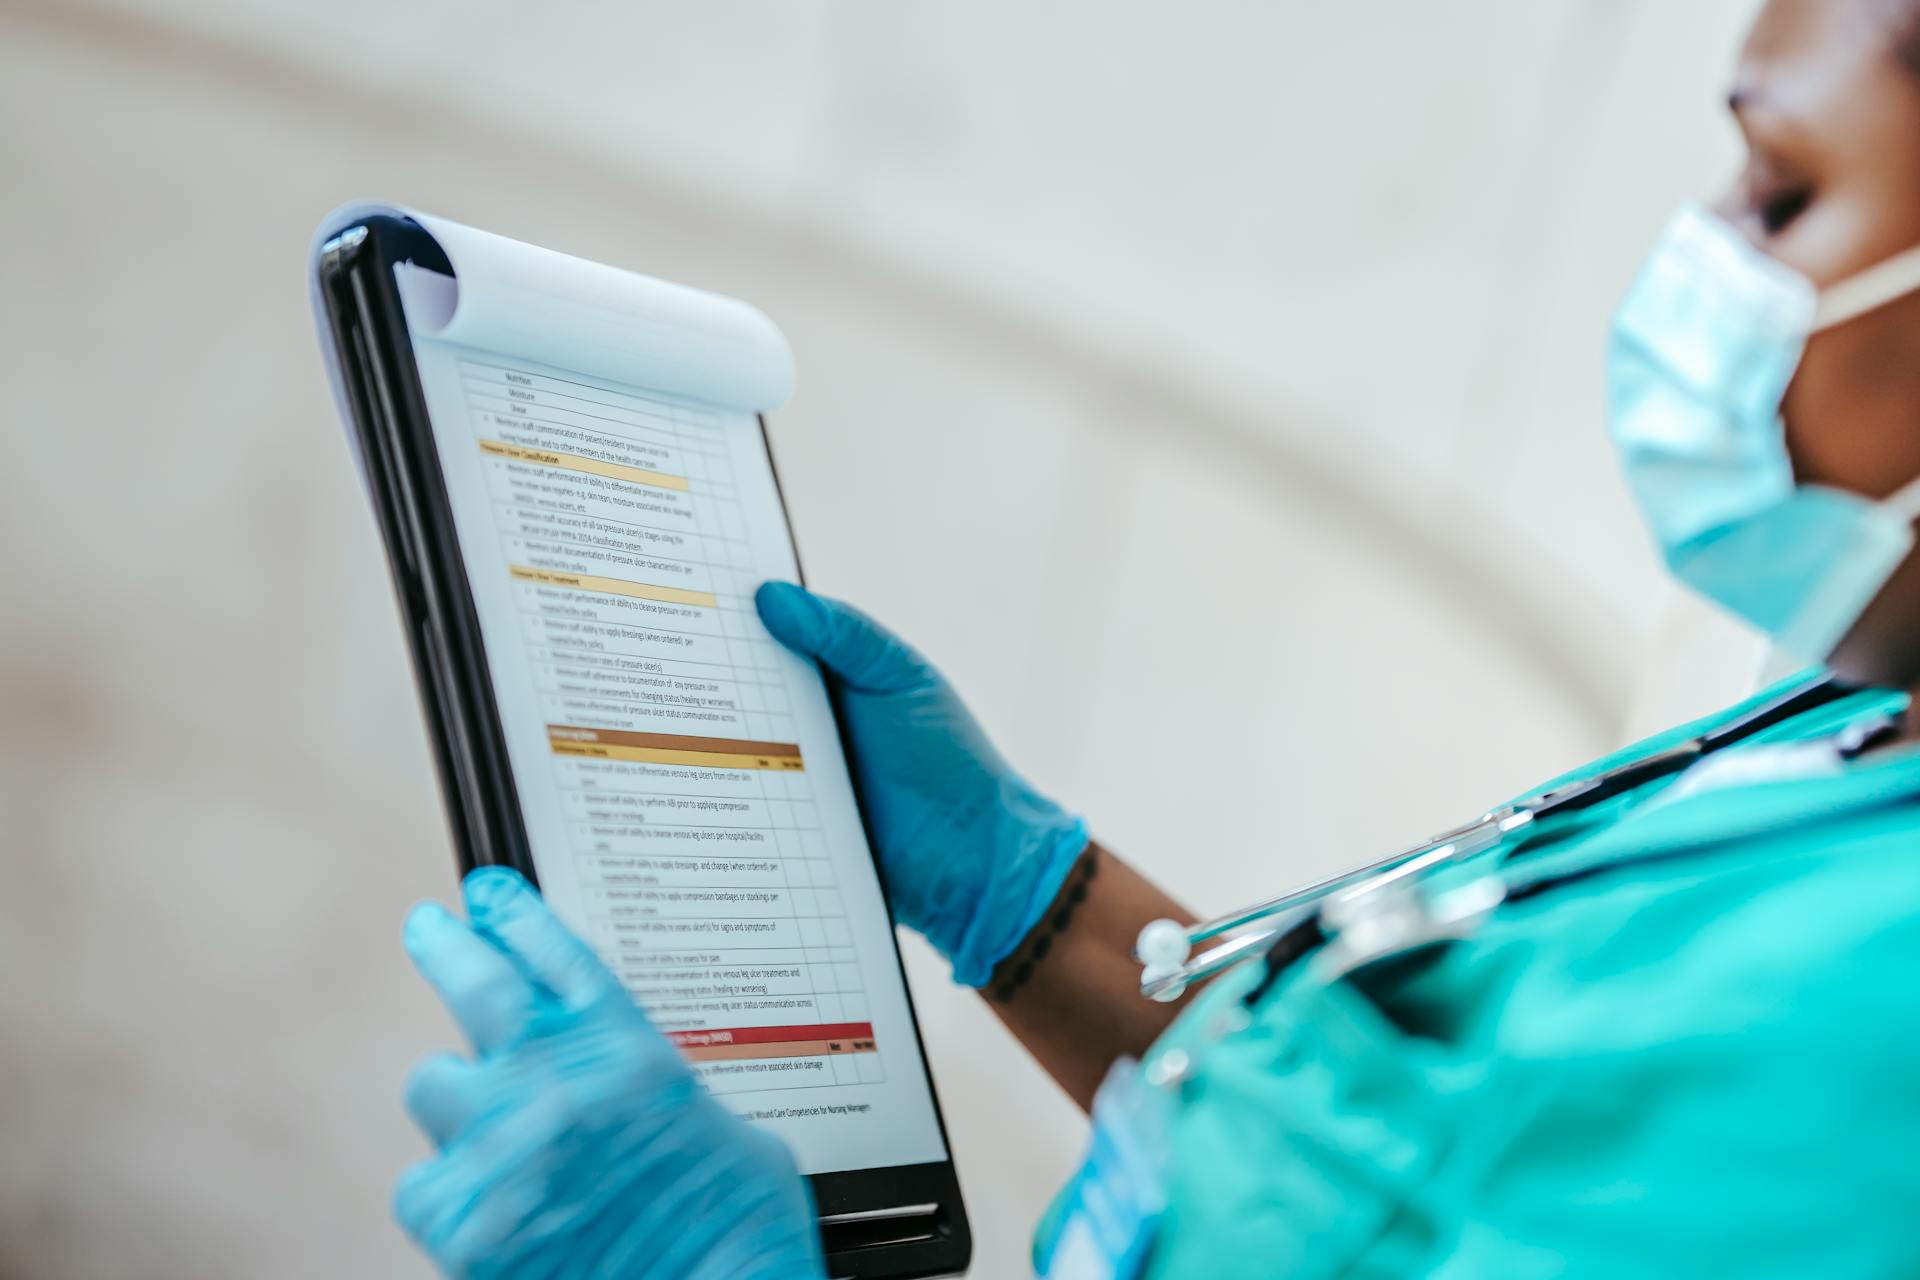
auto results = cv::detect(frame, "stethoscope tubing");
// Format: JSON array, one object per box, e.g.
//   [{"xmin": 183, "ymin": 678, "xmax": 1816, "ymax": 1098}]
[{"xmin": 1136, "ymin": 672, "xmax": 1860, "ymax": 1002}]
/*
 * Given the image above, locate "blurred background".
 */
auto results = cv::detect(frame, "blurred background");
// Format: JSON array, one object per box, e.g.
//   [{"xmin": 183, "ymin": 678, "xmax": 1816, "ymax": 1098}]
[{"xmin": 0, "ymin": 1, "xmax": 1771, "ymax": 1275}]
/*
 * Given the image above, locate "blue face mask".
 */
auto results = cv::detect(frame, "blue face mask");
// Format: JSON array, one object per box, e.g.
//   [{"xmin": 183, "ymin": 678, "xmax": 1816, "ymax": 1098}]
[{"xmin": 1608, "ymin": 204, "xmax": 1920, "ymax": 664}]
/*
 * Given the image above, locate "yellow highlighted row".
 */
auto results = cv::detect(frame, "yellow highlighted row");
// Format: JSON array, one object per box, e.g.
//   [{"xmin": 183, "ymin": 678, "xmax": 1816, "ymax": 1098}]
[
  {"xmin": 481, "ymin": 438, "xmax": 689, "ymax": 492},
  {"xmin": 511, "ymin": 564, "xmax": 717, "ymax": 608},
  {"xmin": 550, "ymin": 739, "xmax": 806, "ymax": 772}
]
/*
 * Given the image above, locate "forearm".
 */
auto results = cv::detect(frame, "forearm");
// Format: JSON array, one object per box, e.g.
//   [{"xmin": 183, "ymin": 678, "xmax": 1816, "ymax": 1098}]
[{"xmin": 981, "ymin": 842, "xmax": 1201, "ymax": 1111}]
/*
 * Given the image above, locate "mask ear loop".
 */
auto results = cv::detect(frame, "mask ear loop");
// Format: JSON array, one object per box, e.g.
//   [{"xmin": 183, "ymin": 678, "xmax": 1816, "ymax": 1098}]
[
  {"xmin": 1889, "ymin": 471, "xmax": 1920, "ymax": 525},
  {"xmin": 1811, "ymin": 243, "xmax": 1920, "ymax": 332}
]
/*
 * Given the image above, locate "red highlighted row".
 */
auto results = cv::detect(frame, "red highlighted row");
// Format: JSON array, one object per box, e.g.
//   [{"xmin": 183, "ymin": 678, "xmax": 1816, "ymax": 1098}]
[{"xmin": 667, "ymin": 1022, "xmax": 877, "ymax": 1062}]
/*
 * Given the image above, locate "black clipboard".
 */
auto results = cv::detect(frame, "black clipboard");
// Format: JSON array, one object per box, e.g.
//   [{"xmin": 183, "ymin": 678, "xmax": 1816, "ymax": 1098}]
[{"xmin": 315, "ymin": 211, "xmax": 972, "ymax": 1279}]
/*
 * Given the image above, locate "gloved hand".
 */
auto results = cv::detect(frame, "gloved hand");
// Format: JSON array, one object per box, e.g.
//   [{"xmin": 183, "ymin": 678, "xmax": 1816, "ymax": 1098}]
[
  {"xmin": 394, "ymin": 866, "xmax": 826, "ymax": 1280},
  {"xmin": 755, "ymin": 581, "xmax": 1088, "ymax": 987}
]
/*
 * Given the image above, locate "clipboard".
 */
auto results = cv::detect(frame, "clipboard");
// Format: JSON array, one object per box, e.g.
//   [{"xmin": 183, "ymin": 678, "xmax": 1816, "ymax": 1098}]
[{"xmin": 312, "ymin": 205, "xmax": 971, "ymax": 1278}]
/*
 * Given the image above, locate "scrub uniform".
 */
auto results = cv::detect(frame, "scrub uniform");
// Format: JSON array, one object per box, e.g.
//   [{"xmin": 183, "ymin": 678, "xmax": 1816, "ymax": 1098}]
[{"xmin": 1036, "ymin": 680, "xmax": 1920, "ymax": 1278}]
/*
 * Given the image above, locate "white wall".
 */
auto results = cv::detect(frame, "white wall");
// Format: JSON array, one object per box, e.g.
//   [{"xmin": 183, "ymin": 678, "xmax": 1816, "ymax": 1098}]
[{"xmin": 0, "ymin": 2, "xmax": 1761, "ymax": 1275}]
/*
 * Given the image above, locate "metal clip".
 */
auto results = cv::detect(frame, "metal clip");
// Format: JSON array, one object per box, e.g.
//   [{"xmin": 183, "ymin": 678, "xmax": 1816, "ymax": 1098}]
[{"xmin": 1307, "ymin": 873, "xmax": 1505, "ymax": 985}]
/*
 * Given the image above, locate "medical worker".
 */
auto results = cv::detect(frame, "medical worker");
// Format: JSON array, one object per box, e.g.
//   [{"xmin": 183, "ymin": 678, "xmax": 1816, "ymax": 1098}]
[{"xmin": 390, "ymin": 0, "xmax": 1920, "ymax": 1273}]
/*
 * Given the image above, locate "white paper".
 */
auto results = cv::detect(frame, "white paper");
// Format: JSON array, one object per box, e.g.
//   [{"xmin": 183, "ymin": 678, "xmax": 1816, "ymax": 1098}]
[
  {"xmin": 407, "ymin": 209, "xmax": 793, "ymax": 410},
  {"xmin": 310, "ymin": 205, "xmax": 948, "ymax": 1177},
  {"xmin": 309, "ymin": 202, "xmax": 794, "ymax": 486}
]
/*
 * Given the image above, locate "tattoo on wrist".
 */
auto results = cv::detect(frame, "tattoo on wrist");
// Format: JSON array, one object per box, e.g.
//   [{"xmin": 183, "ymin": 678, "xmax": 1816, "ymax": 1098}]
[{"xmin": 990, "ymin": 843, "xmax": 1099, "ymax": 1004}]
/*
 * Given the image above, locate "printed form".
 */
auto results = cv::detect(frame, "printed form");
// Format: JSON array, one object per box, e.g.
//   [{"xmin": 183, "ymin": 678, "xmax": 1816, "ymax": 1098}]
[{"xmin": 390, "ymin": 246, "xmax": 947, "ymax": 1177}]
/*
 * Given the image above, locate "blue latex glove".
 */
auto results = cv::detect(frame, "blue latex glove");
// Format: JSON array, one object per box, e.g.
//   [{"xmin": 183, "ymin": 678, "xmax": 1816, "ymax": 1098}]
[
  {"xmin": 395, "ymin": 867, "xmax": 826, "ymax": 1280},
  {"xmin": 755, "ymin": 581, "xmax": 1088, "ymax": 987}
]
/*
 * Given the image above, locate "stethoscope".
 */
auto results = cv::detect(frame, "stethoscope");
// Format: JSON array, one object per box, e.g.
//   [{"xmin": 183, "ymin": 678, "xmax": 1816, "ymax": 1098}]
[{"xmin": 1133, "ymin": 672, "xmax": 1902, "ymax": 1006}]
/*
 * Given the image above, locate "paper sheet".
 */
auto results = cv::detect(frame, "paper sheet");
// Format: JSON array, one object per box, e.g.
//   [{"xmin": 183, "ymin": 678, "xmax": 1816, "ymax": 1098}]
[
  {"xmin": 309, "ymin": 205, "xmax": 949, "ymax": 1178},
  {"xmin": 309, "ymin": 202, "xmax": 794, "ymax": 486}
]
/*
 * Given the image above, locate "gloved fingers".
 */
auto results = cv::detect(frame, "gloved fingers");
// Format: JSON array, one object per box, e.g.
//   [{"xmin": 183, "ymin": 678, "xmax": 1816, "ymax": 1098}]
[
  {"xmin": 394, "ymin": 1153, "xmax": 508, "ymax": 1268},
  {"xmin": 394, "ymin": 1098, "xmax": 558, "ymax": 1272},
  {"xmin": 754, "ymin": 581, "xmax": 930, "ymax": 693},
  {"xmin": 433, "ymin": 1156, "xmax": 564, "ymax": 1278},
  {"xmin": 392, "ymin": 1159, "xmax": 434, "ymax": 1249},
  {"xmin": 404, "ymin": 900, "xmax": 541, "ymax": 1056},
  {"xmin": 463, "ymin": 867, "xmax": 622, "ymax": 1010},
  {"xmin": 404, "ymin": 1051, "xmax": 487, "ymax": 1150},
  {"xmin": 393, "ymin": 1155, "xmax": 461, "ymax": 1257}
]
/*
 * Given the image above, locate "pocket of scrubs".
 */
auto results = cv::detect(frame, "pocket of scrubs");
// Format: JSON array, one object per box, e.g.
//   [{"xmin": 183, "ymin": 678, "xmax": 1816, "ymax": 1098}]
[
  {"xmin": 1034, "ymin": 1059, "xmax": 1174, "ymax": 1280},
  {"xmin": 1123, "ymin": 959, "xmax": 1497, "ymax": 1280}
]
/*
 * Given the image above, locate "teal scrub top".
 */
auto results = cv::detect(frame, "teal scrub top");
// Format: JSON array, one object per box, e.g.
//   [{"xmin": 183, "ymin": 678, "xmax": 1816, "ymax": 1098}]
[{"xmin": 1037, "ymin": 679, "xmax": 1920, "ymax": 1278}]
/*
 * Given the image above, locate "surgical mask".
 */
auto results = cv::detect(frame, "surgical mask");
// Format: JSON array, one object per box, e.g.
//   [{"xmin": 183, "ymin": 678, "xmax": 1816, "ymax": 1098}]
[{"xmin": 1608, "ymin": 204, "xmax": 1920, "ymax": 664}]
